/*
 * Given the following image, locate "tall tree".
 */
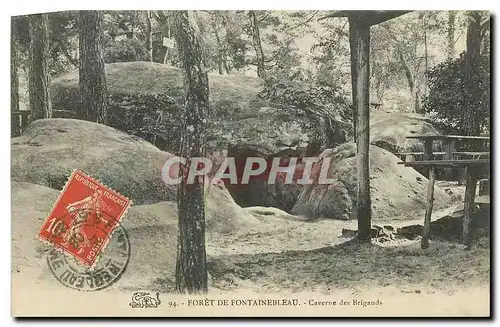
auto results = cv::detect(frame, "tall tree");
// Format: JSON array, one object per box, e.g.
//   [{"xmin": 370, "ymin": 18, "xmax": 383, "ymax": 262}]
[
  {"xmin": 380, "ymin": 21, "xmax": 424, "ymax": 114},
  {"xmin": 11, "ymin": 17, "xmax": 20, "ymax": 136},
  {"xmin": 447, "ymin": 11, "xmax": 456, "ymax": 60},
  {"xmin": 28, "ymin": 14, "xmax": 52, "ymax": 121},
  {"xmin": 421, "ymin": 12, "xmax": 429, "ymax": 98},
  {"xmin": 248, "ymin": 10, "xmax": 266, "ymax": 79},
  {"xmin": 173, "ymin": 10, "xmax": 209, "ymax": 294},
  {"xmin": 78, "ymin": 10, "xmax": 108, "ymax": 123},
  {"xmin": 209, "ymin": 12, "xmax": 226, "ymax": 75},
  {"xmin": 145, "ymin": 11, "xmax": 153, "ymax": 62},
  {"xmin": 463, "ymin": 11, "xmax": 482, "ymax": 136},
  {"xmin": 152, "ymin": 11, "xmax": 174, "ymax": 64}
]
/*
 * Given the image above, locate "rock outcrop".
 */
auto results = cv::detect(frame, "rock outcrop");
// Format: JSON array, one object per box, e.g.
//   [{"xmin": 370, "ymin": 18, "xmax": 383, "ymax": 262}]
[
  {"xmin": 291, "ymin": 142, "xmax": 452, "ymax": 221},
  {"xmin": 51, "ymin": 62, "xmax": 350, "ymax": 156},
  {"xmin": 11, "ymin": 180, "xmax": 263, "ymax": 291},
  {"xmin": 11, "ymin": 118, "xmax": 176, "ymax": 205},
  {"xmin": 370, "ymin": 111, "xmax": 443, "ymax": 154}
]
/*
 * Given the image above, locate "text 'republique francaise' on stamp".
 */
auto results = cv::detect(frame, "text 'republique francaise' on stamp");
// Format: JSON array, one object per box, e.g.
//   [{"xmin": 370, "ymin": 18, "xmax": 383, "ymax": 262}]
[{"xmin": 37, "ymin": 169, "xmax": 132, "ymax": 269}]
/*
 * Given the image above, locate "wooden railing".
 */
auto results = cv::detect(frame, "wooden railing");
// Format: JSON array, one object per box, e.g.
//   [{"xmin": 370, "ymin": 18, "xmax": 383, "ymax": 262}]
[{"xmin": 11, "ymin": 111, "xmax": 30, "ymax": 137}]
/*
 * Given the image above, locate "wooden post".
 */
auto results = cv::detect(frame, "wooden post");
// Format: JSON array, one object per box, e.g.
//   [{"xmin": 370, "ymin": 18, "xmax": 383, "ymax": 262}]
[
  {"xmin": 348, "ymin": 18, "xmax": 358, "ymax": 143},
  {"xmin": 423, "ymin": 139, "xmax": 433, "ymax": 176},
  {"xmin": 444, "ymin": 139, "xmax": 455, "ymax": 181},
  {"xmin": 478, "ymin": 179, "xmax": 490, "ymax": 196},
  {"xmin": 20, "ymin": 111, "xmax": 30, "ymax": 132},
  {"xmin": 353, "ymin": 19, "xmax": 372, "ymax": 242},
  {"xmin": 463, "ymin": 166, "xmax": 478, "ymax": 247},
  {"xmin": 421, "ymin": 165, "xmax": 435, "ymax": 249}
]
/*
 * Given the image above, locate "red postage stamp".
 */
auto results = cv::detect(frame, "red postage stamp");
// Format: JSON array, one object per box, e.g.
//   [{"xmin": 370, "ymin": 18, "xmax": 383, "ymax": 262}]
[{"xmin": 37, "ymin": 170, "xmax": 131, "ymax": 268}]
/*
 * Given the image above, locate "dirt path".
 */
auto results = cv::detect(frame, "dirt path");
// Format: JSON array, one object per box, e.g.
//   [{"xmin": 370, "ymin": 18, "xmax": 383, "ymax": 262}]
[
  {"xmin": 12, "ymin": 181, "xmax": 489, "ymax": 316},
  {"xmin": 207, "ymin": 238, "xmax": 489, "ymax": 294}
]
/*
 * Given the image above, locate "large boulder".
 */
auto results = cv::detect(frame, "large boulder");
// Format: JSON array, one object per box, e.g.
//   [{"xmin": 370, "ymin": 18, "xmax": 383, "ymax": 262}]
[
  {"xmin": 291, "ymin": 142, "xmax": 453, "ymax": 220},
  {"xmin": 11, "ymin": 118, "xmax": 176, "ymax": 205},
  {"xmin": 50, "ymin": 62, "xmax": 349, "ymax": 155},
  {"xmin": 370, "ymin": 111, "xmax": 443, "ymax": 154},
  {"xmin": 11, "ymin": 180, "xmax": 262, "ymax": 291}
]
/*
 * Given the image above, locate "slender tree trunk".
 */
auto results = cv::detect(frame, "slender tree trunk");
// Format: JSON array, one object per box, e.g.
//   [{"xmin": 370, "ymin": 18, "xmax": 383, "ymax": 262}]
[
  {"xmin": 173, "ymin": 10, "xmax": 209, "ymax": 294},
  {"xmin": 396, "ymin": 48, "xmax": 419, "ymax": 113},
  {"xmin": 11, "ymin": 17, "xmax": 20, "ymax": 136},
  {"xmin": 218, "ymin": 13, "xmax": 232, "ymax": 74},
  {"xmin": 155, "ymin": 11, "xmax": 173, "ymax": 64},
  {"xmin": 248, "ymin": 11, "xmax": 266, "ymax": 79},
  {"xmin": 422, "ymin": 13, "xmax": 429, "ymax": 98},
  {"xmin": 145, "ymin": 11, "xmax": 153, "ymax": 62},
  {"xmin": 28, "ymin": 14, "xmax": 52, "ymax": 121},
  {"xmin": 213, "ymin": 24, "xmax": 224, "ymax": 75},
  {"xmin": 414, "ymin": 86, "xmax": 422, "ymax": 114},
  {"xmin": 223, "ymin": 58, "xmax": 231, "ymax": 74},
  {"xmin": 348, "ymin": 18, "xmax": 358, "ymax": 143},
  {"xmin": 78, "ymin": 10, "xmax": 108, "ymax": 124},
  {"xmin": 464, "ymin": 11, "xmax": 482, "ymax": 136},
  {"xmin": 447, "ymin": 11, "xmax": 456, "ymax": 60}
]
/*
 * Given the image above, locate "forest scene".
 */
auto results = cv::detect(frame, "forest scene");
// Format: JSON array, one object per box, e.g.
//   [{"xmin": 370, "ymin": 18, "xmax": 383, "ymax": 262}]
[{"xmin": 11, "ymin": 10, "xmax": 491, "ymax": 316}]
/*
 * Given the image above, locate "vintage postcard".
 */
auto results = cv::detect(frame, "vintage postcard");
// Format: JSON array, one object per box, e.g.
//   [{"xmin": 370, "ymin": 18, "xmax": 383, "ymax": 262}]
[{"xmin": 11, "ymin": 9, "xmax": 490, "ymax": 317}]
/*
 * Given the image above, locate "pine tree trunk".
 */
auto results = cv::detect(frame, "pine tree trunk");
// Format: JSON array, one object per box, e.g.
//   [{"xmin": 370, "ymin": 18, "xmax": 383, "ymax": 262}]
[
  {"xmin": 414, "ymin": 87, "xmax": 422, "ymax": 114},
  {"xmin": 173, "ymin": 10, "xmax": 209, "ymax": 294},
  {"xmin": 464, "ymin": 11, "xmax": 482, "ymax": 136},
  {"xmin": 447, "ymin": 11, "xmax": 456, "ymax": 60},
  {"xmin": 28, "ymin": 14, "xmax": 52, "ymax": 121},
  {"xmin": 145, "ymin": 11, "xmax": 153, "ymax": 62},
  {"xmin": 422, "ymin": 13, "xmax": 429, "ymax": 99},
  {"xmin": 78, "ymin": 10, "xmax": 108, "ymax": 124},
  {"xmin": 218, "ymin": 13, "xmax": 232, "ymax": 74},
  {"xmin": 213, "ymin": 23, "xmax": 224, "ymax": 75},
  {"xmin": 396, "ymin": 47, "xmax": 418, "ymax": 113},
  {"xmin": 11, "ymin": 17, "xmax": 20, "ymax": 136},
  {"xmin": 248, "ymin": 11, "xmax": 266, "ymax": 79},
  {"xmin": 156, "ymin": 11, "xmax": 172, "ymax": 64}
]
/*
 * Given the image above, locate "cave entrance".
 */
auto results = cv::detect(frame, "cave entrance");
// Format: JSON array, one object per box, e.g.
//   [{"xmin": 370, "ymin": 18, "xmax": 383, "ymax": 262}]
[{"xmin": 225, "ymin": 145, "xmax": 272, "ymax": 208}]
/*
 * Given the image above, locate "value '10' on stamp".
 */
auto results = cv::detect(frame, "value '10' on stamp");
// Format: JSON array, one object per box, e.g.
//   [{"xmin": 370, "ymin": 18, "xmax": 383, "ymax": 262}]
[{"xmin": 37, "ymin": 170, "xmax": 132, "ymax": 268}]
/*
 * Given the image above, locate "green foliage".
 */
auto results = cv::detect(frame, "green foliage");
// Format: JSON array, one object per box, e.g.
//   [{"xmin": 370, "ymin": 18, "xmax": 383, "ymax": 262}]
[
  {"xmin": 104, "ymin": 38, "xmax": 148, "ymax": 63},
  {"xmin": 422, "ymin": 52, "xmax": 490, "ymax": 134},
  {"xmin": 102, "ymin": 11, "xmax": 147, "ymax": 40},
  {"xmin": 13, "ymin": 12, "xmax": 79, "ymax": 77},
  {"xmin": 51, "ymin": 81, "xmax": 183, "ymax": 151},
  {"xmin": 310, "ymin": 19, "xmax": 350, "ymax": 87},
  {"xmin": 107, "ymin": 93, "xmax": 183, "ymax": 151},
  {"xmin": 259, "ymin": 70, "xmax": 353, "ymax": 147}
]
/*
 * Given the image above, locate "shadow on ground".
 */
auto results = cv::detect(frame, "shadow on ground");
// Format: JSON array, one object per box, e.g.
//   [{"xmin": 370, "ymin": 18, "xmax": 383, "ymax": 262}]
[{"xmin": 206, "ymin": 218, "xmax": 490, "ymax": 294}]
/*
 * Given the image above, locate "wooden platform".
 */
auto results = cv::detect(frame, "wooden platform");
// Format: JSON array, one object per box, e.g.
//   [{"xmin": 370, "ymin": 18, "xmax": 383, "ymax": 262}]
[
  {"xmin": 406, "ymin": 135, "xmax": 490, "ymax": 140},
  {"xmin": 399, "ymin": 134, "xmax": 490, "ymax": 249},
  {"xmin": 475, "ymin": 195, "xmax": 490, "ymax": 204},
  {"xmin": 398, "ymin": 159, "xmax": 490, "ymax": 168},
  {"xmin": 398, "ymin": 151, "xmax": 490, "ymax": 157}
]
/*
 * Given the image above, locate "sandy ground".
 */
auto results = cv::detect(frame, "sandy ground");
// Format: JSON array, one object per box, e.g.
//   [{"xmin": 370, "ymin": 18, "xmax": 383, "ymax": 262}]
[
  {"xmin": 11, "ymin": 182, "xmax": 489, "ymax": 317},
  {"xmin": 12, "ymin": 217, "xmax": 490, "ymax": 316}
]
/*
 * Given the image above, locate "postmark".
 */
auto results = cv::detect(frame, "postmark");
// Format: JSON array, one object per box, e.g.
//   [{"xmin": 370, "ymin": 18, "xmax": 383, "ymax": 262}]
[
  {"xmin": 47, "ymin": 223, "xmax": 130, "ymax": 291},
  {"xmin": 37, "ymin": 170, "xmax": 132, "ymax": 268}
]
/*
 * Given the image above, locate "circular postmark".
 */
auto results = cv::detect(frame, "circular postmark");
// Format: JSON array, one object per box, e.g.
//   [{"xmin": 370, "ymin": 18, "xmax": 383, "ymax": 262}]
[{"xmin": 47, "ymin": 222, "xmax": 130, "ymax": 292}]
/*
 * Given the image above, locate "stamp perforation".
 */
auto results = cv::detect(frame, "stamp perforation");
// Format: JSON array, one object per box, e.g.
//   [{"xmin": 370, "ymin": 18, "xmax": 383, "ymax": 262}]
[{"xmin": 36, "ymin": 169, "xmax": 133, "ymax": 269}]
